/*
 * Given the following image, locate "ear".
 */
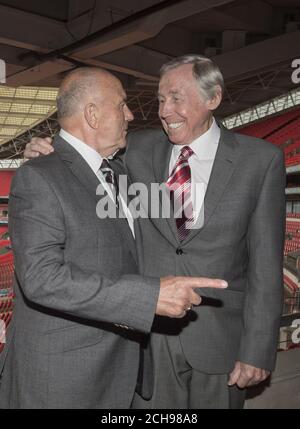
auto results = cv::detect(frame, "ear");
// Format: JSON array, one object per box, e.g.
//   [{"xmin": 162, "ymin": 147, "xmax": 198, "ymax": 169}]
[
  {"xmin": 206, "ymin": 85, "xmax": 222, "ymax": 112},
  {"xmin": 84, "ymin": 103, "xmax": 99, "ymax": 129}
]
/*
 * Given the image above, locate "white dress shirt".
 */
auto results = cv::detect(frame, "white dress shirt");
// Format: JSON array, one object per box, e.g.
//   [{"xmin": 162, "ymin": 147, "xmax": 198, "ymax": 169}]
[
  {"xmin": 168, "ymin": 118, "xmax": 220, "ymax": 222},
  {"xmin": 59, "ymin": 129, "xmax": 135, "ymax": 236}
]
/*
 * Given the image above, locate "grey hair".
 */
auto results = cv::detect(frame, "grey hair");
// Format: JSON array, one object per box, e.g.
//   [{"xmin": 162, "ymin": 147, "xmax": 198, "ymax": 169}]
[
  {"xmin": 160, "ymin": 54, "xmax": 224, "ymax": 100},
  {"xmin": 56, "ymin": 67, "xmax": 102, "ymax": 120}
]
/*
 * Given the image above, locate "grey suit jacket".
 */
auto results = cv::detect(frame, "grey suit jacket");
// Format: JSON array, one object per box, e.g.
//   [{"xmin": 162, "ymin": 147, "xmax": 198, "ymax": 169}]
[
  {"xmin": 0, "ymin": 136, "xmax": 160, "ymax": 409},
  {"xmin": 125, "ymin": 125, "xmax": 285, "ymax": 374}
]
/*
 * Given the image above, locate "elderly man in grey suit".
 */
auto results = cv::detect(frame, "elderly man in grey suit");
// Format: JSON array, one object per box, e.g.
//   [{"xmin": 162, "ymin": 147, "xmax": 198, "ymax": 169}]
[
  {"xmin": 0, "ymin": 67, "xmax": 226, "ymax": 409},
  {"xmin": 126, "ymin": 55, "xmax": 285, "ymax": 409},
  {"xmin": 24, "ymin": 55, "xmax": 285, "ymax": 409}
]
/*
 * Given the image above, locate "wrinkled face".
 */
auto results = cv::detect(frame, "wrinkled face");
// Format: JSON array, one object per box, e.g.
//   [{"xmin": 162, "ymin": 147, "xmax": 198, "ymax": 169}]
[
  {"xmin": 95, "ymin": 78, "xmax": 134, "ymax": 156},
  {"xmin": 158, "ymin": 64, "xmax": 219, "ymax": 145}
]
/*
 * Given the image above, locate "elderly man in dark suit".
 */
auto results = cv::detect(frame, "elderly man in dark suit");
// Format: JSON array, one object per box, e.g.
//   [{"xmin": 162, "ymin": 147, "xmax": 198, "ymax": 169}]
[
  {"xmin": 23, "ymin": 55, "xmax": 285, "ymax": 409},
  {"xmin": 0, "ymin": 67, "xmax": 226, "ymax": 409}
]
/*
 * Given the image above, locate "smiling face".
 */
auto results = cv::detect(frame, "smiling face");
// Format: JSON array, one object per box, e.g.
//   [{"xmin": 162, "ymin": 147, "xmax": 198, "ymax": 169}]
[{"xmin": 158, "ymin": 64, "xmax": 221, "ymax": 145}]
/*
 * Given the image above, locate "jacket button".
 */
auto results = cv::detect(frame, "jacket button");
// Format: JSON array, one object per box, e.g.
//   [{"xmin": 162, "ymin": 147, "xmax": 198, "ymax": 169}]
[{"xmin": 176, "ymin": 248, "xmax": 184, "ymax": 255}]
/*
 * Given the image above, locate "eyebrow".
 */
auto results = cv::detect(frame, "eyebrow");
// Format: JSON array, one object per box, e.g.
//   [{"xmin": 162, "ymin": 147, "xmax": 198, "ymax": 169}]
[{"xmin": 157, "ymin": 90, "xmax": 182, "ymax": 97}]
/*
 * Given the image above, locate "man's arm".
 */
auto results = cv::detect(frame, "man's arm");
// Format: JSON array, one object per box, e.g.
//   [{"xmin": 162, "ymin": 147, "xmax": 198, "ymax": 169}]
[
  {"xmin": 229, "ymin": 148, "xmax": 286, "ymax": 387},
  {"xmin": 9, "ymin": 164, "xmax": 226, "ymax": 333}
]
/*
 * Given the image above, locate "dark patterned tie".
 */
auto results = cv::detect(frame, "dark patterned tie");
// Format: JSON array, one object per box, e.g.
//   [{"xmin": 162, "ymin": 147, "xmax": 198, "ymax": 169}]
[
  {"xmin": 100, "ymin": 158, "xmax": 119, "ymax": 207},
  {"xmin": 166, "ymin": 146, "xmax": 194, "ymax": 241}
]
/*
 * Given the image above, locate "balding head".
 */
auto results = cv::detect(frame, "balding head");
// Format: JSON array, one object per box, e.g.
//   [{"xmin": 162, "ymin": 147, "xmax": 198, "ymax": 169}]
[
  {"xmin": 56, "ymin": 67, "xmax": 118, "ymax": 122},
  {"xmin": 56, "ymin": 67, "xmax": 134, "ymax": 157}
]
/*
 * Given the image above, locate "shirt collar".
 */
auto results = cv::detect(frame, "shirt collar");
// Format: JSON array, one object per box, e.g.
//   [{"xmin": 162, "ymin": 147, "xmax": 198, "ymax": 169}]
[
  {"xmin": 172, "ymin": 117, "xmax": 220, "ymax": 161},
  {"xmin": 59, "ymin": 129, "xmax": 103, "ymax": 173}
]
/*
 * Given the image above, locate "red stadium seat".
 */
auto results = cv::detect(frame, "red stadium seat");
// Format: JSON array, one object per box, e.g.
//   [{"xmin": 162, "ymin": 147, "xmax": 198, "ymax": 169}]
[
  {"xmin": 239, "ymin": 107, "xmax": 300, "ymax": 169},
  {"xmin": 0, "ymin": 249, "xmax": 14, "ymax": 353}
]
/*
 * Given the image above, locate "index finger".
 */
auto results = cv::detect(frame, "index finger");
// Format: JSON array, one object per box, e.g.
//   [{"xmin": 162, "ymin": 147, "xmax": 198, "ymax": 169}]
[{"xmin": 180, "ymin": 277, "xmax": 228, "ymax": 289}]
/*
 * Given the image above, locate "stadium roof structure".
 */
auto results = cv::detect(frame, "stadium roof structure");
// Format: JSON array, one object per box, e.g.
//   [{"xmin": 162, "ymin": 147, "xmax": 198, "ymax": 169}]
[
  {"xmin": 0, "ymin": 85, "xmax": 299, "ymax": 165},
  {"xmin": 0, "ymin": 0, "xmax": 300, "ymax": 158},
  {"xmin": 222, "ymin": 87, "xmax": 300, "ymax": 131},
  {"xmin": 0, "ymin": 85, "xmax": 58, "ymax": 147}
]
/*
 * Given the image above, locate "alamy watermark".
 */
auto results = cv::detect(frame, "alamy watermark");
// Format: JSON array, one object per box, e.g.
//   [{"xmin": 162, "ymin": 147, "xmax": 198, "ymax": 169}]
[
  {"xmin": 291, "ymin": 59, "xmax": 300, "ymax": 84},
  {"xmin": 0, "ymin": 59, "xmax": 6, "ymax": 84},
  {"xmin": 95, "ymin": 176, "xmax": 205, "ymax": 230},
  {"xmin": 0, "ymin": 320, "xmax": 6, "ymax": 344},
  {"xmin": 291, "ymin": 319, "xmax": 300, "ymax": 345}
]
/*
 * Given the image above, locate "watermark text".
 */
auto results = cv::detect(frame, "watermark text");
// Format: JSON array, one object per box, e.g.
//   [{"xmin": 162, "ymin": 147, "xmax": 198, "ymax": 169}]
[
  {"xmin": 95, "ymin": 176, "xmax": 205, "ymax": 230},
  {"xmin": 0, "ymin": 59, "xmax": 6, "ymax": 84},
  {"xmin": 291, "ymin": 319, "xmax": 300, "ymax": 344},
  {"xmin": 0, "ymin": 320, "xmax": 6, "ymax": 344},
  {"xmin": 291, "ymin": 59, "xmax": 300, "ymax": 84}
]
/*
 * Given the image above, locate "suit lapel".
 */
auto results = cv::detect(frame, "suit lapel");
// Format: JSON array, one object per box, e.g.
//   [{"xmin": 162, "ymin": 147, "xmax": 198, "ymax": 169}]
[
  {"xmin": 152, "ymin": 134, "xmax": 173, "ymax": 185},
  {"xmin": 110, "ymin": 156, "xmax": 138, "ymax": 263},
  {"xmin": 54, "ymin": 136, "xmax": 138, "ymax": 264},
  {"xmin": 53, "ymin": 136, "xmax": 101, "ymax": 205},
  {"xmin": 152, "ymin": 134, "xmax": 180, "ymax": 247},
  {"xmin": 184, "ymin": 125, "xmax": 240, "ymax": 244}
]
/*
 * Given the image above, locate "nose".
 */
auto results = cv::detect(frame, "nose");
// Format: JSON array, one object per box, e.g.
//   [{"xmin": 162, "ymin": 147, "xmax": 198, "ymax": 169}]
[{"xmin": 125, "ymin": 104, "xmax": 134, "ymax": 122}]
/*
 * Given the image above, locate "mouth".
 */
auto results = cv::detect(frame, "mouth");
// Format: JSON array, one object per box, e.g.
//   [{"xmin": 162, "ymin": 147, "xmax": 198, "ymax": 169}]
[{"xmin": 165, "ymin": 121, "xmax": 185, "ymax": 131}]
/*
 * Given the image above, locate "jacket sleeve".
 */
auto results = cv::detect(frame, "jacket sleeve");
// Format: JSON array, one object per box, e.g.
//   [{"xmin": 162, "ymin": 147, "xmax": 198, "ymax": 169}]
[
  {"xmin": 9, "ymin": 164, "xmax": 160, "ymax": 334},
  {"xmin": 238, "ymin": 149, "xmax": 286, "ymax": 370}
]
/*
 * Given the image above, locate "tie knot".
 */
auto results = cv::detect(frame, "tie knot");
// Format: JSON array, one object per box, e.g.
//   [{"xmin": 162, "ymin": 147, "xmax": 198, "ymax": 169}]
[
  {"xmin": 100, "ymin": 158, "xmax": 114, "ymax": 185},
  {"xmin": 100, "ymin": 158, "xmax": 110, "ymax": 170},
  {"xmin": 180, "ymin": 146, "xmax": 194, "ymax": 160}
]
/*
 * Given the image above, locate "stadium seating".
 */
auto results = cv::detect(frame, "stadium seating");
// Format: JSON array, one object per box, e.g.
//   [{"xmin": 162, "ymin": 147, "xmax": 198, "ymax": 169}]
[
  {"xmin": 0, "ymin": 248, "xmax": 14, "ymax": 353},
  {"xmin": 239, "ymin": 107, "xmax": 300, "ymax": 171},
  {"xmin": 284, "ymin": 218, "xmax": 300, "ymax": 255},
  {"xmin": 239, "ymin": 107, "xmax": 300, "ymax": 142},
  {"xmin": 271, "ymin": 119, "xmax": 300, "ymax": 147}
]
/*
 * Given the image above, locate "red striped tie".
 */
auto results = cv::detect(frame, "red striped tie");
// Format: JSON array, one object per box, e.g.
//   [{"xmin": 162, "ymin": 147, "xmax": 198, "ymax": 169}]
[{"xmin": 166, "ymin": 146, "xmax": 194, "ymax": 241}]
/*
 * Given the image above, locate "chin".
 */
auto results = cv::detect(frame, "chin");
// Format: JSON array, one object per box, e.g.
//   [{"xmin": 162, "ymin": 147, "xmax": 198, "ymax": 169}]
[{"xmin": 167, "ymin": 135, "xmax": 185, "ymax": 145}]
